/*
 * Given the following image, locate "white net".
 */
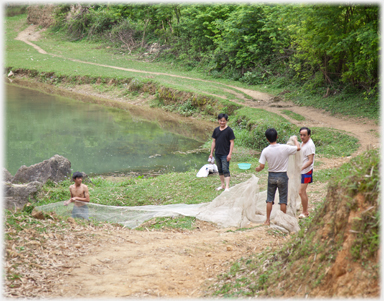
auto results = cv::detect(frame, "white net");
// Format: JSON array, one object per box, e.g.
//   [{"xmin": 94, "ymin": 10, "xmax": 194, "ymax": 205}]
[{"xmin": 37, "ymin": 136, "xmax": 302, "ymax": 233}]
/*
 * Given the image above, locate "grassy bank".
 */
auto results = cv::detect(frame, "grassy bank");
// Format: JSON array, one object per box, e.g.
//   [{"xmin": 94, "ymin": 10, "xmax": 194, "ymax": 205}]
[
  {"xmin": 6, "ymin": 14, "xmax": 379, "ymax": 121},
  {"xmin": 6, "ymin": 13, "xmax": 359, "ymax": 213},
  {"xmin": 208, "ymin": 149, "xmax": 380, "ymax": 298}
]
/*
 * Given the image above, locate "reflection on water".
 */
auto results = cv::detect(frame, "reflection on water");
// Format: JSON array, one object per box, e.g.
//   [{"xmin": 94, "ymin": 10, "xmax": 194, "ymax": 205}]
[{"xmin": 5, "ymin": 84, "xmax": 208, "ymax": 175}]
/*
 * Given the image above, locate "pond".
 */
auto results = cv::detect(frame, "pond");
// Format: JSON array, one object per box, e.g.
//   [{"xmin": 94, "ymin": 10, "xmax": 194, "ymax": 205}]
[{"xmin": 5, "ymin": 84, "xmax": 211, "ymax": 176}]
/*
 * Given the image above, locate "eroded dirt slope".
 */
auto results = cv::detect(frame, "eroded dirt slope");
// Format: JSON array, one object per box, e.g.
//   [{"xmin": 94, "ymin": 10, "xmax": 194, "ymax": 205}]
[{"xmin": 5, "ymin": 25, "xmax": 380, "ymax": 299}]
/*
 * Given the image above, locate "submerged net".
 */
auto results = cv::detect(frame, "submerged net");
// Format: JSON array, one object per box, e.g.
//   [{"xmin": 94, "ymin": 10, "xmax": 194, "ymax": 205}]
[{"xmin": 37, "ymin": 136, "xmax": 302, "ymax": 233}]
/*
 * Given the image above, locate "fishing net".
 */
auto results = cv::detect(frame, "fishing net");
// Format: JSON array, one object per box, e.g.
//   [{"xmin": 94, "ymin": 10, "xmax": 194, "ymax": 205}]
[{"xmin": 37, "ymin": 136, "xmax": 302, "ymax": 233}]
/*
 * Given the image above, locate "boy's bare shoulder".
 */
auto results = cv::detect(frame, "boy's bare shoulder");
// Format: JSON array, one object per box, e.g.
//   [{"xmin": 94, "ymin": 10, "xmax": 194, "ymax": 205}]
[{"xmin": 81, "ymin": 183, "xmax": 89, "ymax": 189}]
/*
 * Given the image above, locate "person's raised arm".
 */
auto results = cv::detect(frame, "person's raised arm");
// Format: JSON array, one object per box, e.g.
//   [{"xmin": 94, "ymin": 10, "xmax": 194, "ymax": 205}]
[{"xmin": 293, "ymin": 136, "xmax": 301, "ymax": 151}]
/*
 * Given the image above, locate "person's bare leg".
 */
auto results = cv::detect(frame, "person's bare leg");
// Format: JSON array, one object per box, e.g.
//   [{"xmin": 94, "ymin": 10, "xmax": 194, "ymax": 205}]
[
  {"xmin": 299, "ymin": 183, "xmax": 309, "ymax": 216},
  {"xmin": 264, "ymin": 202, "xmax": 273, "ymax": 225},
  {"xmin": 219, "ymin": 175, "xmax": 225, "ymax": 189},
  {"xmin": 280, "ymin": 203, "xmax": 287, "ymax": 213},
  {"xmin": 225, "ymin": 176, "xmax": 230, "ymax": 190}
]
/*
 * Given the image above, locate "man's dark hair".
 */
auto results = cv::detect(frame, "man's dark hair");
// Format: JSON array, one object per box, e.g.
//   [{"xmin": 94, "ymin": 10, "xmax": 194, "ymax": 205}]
[
  {"xmin": 299, "ymin": 127, "xmax": 311, "ymax": 136},
  {"xmin": 72, "ymin": 171, "xmax": 83, "ymax": 180},
  {"xmin": 265, "ymin": 128, "xmax": 278, "ymax": 143},
  {"xmin": 217, "ymin": 113, "xmax": 228, "ymax": 120}
]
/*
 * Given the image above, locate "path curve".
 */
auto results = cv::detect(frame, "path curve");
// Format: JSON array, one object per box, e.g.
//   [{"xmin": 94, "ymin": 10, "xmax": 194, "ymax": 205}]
[
  {"xmin": 15, "ymin": 25, "xmax": 379, "ymax": 162},
  {"xmin": 8, "ymin": 23, "xmax": 380, "ymax": 300}
]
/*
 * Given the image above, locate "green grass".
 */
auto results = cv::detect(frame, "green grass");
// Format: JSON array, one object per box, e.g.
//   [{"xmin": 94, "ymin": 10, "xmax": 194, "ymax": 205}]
[
  {"xmin": 281, "ymin": 110, "xmax": 306, "ymax": 121},
  {"xmin": 311, "ymin": 127, "xmax": 359, "ymax": 158},
  {"xmin": 135, "ymin": 216, "xmax": 197, "ymax": 231},
  {"xmin": 7, "ymin": 14, "xmax": 378, "ymax": 122},
  {"xmin": 209, "ymin": 149, "xmax": 380, "ymax": 298},
  {"xmin": 5, "ymin": 15, "xmax": 250, "ymax": 104},
  {"xmin": 35, "ymin": 166, "xmax": 261, "ymax": 208}
]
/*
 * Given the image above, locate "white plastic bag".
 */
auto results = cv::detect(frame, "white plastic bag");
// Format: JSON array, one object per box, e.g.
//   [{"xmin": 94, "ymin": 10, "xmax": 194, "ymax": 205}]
[{"xmin": 196, "ymin": 164, "xmax": 218, "ymax": 177}]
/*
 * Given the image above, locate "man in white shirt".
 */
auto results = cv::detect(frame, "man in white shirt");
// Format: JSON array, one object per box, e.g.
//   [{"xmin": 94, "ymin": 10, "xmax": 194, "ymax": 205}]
[
  {"xmin": 255, "ymin": 128, "xmax": 300, "ymax": 225},
  {"xmin": 298, "ymin": 127, "xmax": 316, "ymax": 218}
]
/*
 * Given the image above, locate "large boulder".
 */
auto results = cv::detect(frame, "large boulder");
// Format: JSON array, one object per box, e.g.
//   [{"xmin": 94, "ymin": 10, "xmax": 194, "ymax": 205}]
[
  {"xmin": 4, "ymin": 181, "xmax": 43, "ymax": 210},
  {"xmin": 12, "ymin": 155, "xmax": 71, "ymax": 184},
  {"xmin": 3, "ymin": 168, "xmax": 13, "ymax": 182}
]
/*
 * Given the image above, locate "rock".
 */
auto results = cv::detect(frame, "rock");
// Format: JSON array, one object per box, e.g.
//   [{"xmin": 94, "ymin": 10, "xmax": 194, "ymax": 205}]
[
  {"xmin": 67, "ymin": 217, "xmax": 76, "ymax": 224},
  {"xmin": 269, "ymin": 96, "xmax": 281, "ymax": 103},
  {"xmin": 12, "ymin": 155, "xmax": 71, "ymax": 184},
  {"xmin": 3, "ymin": 168, "xmax": 13, "ymax": 182},
  {"xmin": 8, "ymin": 70, "xmax": 14, "ymax": 77},
  {"xmin": 31, "ymin": 208, "xmax": 45, "ymax": 220},
  {"xmin": 226, "ymin": 245, "xmax": 233, "ymax": 251},
  {"xmin": 4, "ymin": 181, "xmax": 42, "ymax": 209}
]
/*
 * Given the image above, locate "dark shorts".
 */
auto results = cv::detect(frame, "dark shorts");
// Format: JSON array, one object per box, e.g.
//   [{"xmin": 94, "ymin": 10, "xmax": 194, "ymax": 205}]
[
  {"xmin": 301, "ymin": 169, "xmax": 313, "ymax": 184},
  {"xmin": 72, "ymin": 205, "xmax": 89, "ymax": 220},
  {"xmin": 215, "ymin": 154, "xmax": 230, "ymax": 177},
  {"xmin": 266, "ymin": 172, "xmax": 288, "ymax": 205}
]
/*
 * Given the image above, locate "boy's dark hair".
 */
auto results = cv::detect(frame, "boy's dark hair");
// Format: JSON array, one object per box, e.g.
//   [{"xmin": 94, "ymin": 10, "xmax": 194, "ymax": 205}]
[
  {"xmin": 265, "ymin": 128, "xmax": 278, "ymax": 143},
  {"xmin": 72, "ymin": 171, "xmax": 83, "ymax": 180},
  {"xmin": 299, "ymin": 127, "xmax": 311, "ymax": 136},
  {"xmin": 217, "ymin": 113, "xmax": 228, "ymax": 120}
]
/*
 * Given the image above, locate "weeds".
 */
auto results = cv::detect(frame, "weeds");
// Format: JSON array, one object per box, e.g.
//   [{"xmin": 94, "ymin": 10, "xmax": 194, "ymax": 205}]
[
  {"xmin": 210, "ymin": 149, "xmax": 379, "ymax": 298},
  {"xmin": 135, "ymin": 216, "xmax": 197, "ymax": 231}
]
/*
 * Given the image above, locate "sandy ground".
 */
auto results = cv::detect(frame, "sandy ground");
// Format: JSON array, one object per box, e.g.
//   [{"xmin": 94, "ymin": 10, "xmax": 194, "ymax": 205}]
[
  {"xmin": 54, "ymin": 222, "xmax": 289, "ymax": 298},
  {"xmin": 10, "ymin": 25, "xmax": 381, "ymax": 299}
]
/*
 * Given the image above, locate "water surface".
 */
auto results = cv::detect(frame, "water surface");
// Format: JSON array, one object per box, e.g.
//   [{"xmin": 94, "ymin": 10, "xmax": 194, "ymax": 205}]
[{"xmin": 5, "ymin": 84, "xmax": 208, "ymax": 175}]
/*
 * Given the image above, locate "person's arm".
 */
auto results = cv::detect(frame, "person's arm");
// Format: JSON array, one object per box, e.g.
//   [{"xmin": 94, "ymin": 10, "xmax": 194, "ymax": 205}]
[
  {"xmin": 209, "ymin": 139, "xmax": 216, "ymax": 159},
  {"xmin": 301, "ymin": 154, "xmax": 314, "ymax": 171},
  {"xmin": 64, "ymin": 186, "xmax": 74, "ymax": 206},
  {"xmin": 227, "ymin": 139, "xmax": 234, "ymax": 162},
  {"xmin": 256, "ymin": 150, "xmax": 266, "ymax": 172},
  {"xmin": 255, "ymin": 163, "xmax": 265, "ymax": 172},
  {"xmin": 72, "ymin": 186, "xmax": 90, "ymax": 203},
  {"xmin": 293, "ymin": 136, "xmax": 301, "ymax": 151}
]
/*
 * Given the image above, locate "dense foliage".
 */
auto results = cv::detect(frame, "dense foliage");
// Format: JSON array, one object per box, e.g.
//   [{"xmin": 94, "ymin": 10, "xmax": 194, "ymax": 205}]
[{"xmin": 51, "ymin": 3, "xmax": 379, "ymax": 99}]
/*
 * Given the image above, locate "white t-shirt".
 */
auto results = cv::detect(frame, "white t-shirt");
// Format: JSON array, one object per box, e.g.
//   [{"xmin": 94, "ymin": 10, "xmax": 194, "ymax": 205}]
[
  {"xmin": 301, "ymin": 138, "xmax": 316, "ymax": 174},
  {"xmin": 259, "ymin": 144, "xmax": 298, "ymax": 172}
]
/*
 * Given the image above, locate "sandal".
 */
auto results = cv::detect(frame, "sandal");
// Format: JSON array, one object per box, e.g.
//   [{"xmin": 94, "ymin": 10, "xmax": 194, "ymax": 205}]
[{"xmin": 216, "ymin": 186, "xmax": 224, "ymax": 191}]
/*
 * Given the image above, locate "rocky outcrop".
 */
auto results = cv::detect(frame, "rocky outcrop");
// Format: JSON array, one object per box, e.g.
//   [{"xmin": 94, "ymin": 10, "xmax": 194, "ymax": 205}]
[
  {"xmin": 4, "ymin": 155, "xmax": 71, "ymax": 209},
  {"xmin": 4, "ymin": 181, "xmax": 43, "ymax": 210},
  {"xmin": 3, "ymin": 168, "xmax": 13, "ymax": 182},
  {"xmin": 12, "ymin": 155, "xmax": 71, "ymax": 184}
]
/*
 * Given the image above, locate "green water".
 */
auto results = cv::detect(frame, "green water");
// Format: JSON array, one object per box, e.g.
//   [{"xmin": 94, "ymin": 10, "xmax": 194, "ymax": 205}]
[{"xmin": 5, "ymin": 84, "xmax": 208, "ymax": 175}]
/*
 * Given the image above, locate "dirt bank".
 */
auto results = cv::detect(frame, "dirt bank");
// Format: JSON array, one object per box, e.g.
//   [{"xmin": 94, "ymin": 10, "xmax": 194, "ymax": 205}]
[{"xmin": 4, "ymin": 24, "xmax": 380, "ymax": 299}]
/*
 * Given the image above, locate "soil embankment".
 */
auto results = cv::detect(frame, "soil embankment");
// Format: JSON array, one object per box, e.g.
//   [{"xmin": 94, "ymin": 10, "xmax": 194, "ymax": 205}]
[{"xmin": 4, "ymin": 25, "xmax": 380, "ymax": 299}]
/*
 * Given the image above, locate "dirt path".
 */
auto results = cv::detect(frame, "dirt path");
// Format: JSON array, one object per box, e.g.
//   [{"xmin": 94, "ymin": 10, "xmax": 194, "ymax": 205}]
[
  {"xmin": 12, "ymin": 25, "xmax": 380, "ymax": 299},
  {"xmin": 52, "ymin": 222, "xmax": 288, "ymax": 298},
  {"xmin": 15, "ymin": 25, "xmax": 379, "ymax": 158}
]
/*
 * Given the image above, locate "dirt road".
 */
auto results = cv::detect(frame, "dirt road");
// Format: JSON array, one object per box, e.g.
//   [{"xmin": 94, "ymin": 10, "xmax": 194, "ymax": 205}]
[{"xmin": 9, "ymin": 25, "xmax": 380, "ymax": 299}]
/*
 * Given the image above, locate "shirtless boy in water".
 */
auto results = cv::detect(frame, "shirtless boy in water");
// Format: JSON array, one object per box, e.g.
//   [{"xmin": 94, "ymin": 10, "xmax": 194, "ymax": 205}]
[{"xmin": 64, "ymin": 172, "xmax": 90, "ymax": 220}]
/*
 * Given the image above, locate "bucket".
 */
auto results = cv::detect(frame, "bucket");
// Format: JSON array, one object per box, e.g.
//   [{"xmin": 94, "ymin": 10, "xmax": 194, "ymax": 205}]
[{"xmin": 238, "ymin": 163, "xmax": 251, "ymax": 170}]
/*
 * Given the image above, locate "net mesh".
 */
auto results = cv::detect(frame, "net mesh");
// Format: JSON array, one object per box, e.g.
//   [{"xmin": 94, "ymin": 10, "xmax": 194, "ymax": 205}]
[{"xmin": 37, "ymin": 136, "xmax": 302, "ymax": 232}]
